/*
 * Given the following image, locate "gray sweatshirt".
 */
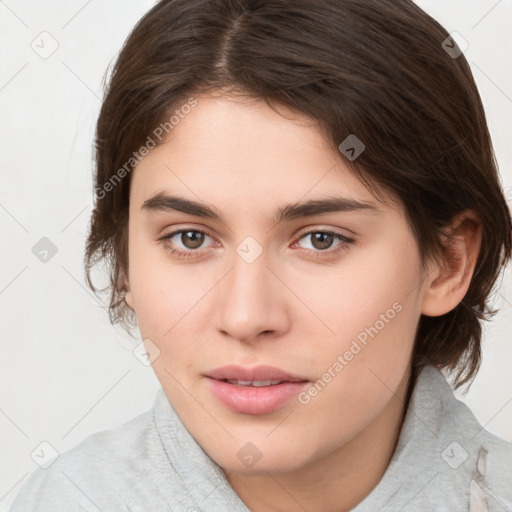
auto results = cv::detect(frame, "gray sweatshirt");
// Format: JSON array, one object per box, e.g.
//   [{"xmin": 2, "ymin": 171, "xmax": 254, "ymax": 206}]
[{"xmin": 8, "ymin": 365, "xmax": 512, "ymax": 511}]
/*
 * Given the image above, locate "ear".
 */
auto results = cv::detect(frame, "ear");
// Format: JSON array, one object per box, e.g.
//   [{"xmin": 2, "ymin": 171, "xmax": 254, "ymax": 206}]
[
  {"xmin": 122, "ymin": 273, "xmax": 135, "ymax": 310},
  {"xmin": 421, "ymin": 210, "xmax": 482, "ymax": 317}
]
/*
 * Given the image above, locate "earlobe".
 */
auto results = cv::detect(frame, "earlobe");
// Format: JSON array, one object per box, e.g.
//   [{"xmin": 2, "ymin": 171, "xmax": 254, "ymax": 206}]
[
  {"xmin": 421, "ymin": 211, "xmax": 482, "ymax": 317},
  {"xmin": 125, "ymin": 289, "xmax": 134, "ymax": 310},
  {"xmin": 122, "ymin": 274, "xmax": 135, "ymax": 310}
]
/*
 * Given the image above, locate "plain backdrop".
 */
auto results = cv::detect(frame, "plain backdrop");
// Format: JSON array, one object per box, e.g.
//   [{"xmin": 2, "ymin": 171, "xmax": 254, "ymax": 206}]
[{"xmin": 1, "ymin": 0, "xmax": 511, "ymax": 509}]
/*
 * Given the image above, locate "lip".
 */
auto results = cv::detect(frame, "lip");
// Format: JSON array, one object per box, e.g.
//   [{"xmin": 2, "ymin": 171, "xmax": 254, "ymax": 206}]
[
  {"xmin": 205, "ymin": 365, "xmax": 310, "ymax": 415},
  {"xmin": 207, "ymin": 364, "xmax": 308, "ymax": 382}
]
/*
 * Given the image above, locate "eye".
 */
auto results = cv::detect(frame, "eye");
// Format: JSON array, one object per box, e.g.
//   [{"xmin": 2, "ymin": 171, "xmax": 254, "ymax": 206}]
[
  {"xmin": 159, "ymin": 228, "xmax": 216, "ymax": 258},
  {"xmin": 159, "ymin": 227, "xmax": 355, "ymax": 260},
  {"xmin": 293, "ymin": 229, "xmax": 354, "ymax": 257}
]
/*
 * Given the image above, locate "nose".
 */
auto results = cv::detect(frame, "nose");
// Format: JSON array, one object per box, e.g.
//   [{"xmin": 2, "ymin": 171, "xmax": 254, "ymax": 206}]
[{"xmin": 214, "ymin": 245, "xmax": 291, "ymax": 344}]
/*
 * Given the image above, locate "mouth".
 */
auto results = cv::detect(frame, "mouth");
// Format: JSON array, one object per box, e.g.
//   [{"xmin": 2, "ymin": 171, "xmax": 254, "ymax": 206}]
[
  {"xmin": 205, "ymin": 365, "xmax": 310, "ymax": 415},
  {"xmin": 221, "ymin": 379, "xmax": 289, "ymax": 387}
]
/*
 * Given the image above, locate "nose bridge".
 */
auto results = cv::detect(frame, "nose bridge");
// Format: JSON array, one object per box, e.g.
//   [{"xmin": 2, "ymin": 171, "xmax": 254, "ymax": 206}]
[
  {"xmin": 216, "ymin": 240, "xmax": 283, "ymax": 340},
  {"xmin": 225, "ymin": 242, "xmax": 270, "ymax": 313}
]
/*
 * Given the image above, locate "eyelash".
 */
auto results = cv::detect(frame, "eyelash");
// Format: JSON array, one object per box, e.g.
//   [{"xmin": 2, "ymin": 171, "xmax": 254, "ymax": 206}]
[{"xmin": 159, "ymin": 227, "xmax": 355, "ymax": 260}]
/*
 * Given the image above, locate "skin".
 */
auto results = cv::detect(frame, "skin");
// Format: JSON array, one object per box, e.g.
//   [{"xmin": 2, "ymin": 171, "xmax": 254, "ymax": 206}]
[{"xmin": 124, "ymin": 92, "xmax": 482, "ymax": 511}]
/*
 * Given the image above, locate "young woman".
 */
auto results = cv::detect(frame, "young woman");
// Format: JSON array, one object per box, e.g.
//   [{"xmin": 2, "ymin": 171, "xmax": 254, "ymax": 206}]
[{"xmin": 10, "ymin": 0, "xmax": 512, "ymax": 510}]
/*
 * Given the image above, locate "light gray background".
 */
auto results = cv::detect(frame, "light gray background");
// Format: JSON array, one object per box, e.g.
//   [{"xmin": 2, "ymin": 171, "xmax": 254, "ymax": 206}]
[{"xmin": 1, "ymin": 1, "xmax": 511, "ymax": 509}]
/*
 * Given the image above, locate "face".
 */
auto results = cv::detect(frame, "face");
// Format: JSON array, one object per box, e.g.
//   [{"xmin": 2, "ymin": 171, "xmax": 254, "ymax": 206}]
[{"xmin": 125, "ymin": 93, "xmax": 430, "ymax": 474}]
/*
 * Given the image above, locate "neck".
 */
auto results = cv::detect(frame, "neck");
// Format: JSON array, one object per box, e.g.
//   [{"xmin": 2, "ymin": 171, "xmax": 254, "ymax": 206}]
[{"xmin": 225, "ymin": 368, "xmax": 413, "ymax": 512}]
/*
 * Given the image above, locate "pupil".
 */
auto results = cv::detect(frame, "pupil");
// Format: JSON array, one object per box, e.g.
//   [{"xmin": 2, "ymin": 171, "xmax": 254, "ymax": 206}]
[
  {"xmin": 312, "ymin": 232, "xmax": 333, "ymax": 250},
  {"xmin": 182, "ymin": 231, "xmax": 204, "ymax": 249}
]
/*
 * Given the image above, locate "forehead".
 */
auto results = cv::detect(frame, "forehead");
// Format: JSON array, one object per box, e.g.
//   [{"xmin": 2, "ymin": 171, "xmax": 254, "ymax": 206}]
[{"xmin": 129, "ymin": 94, "xmax": 398, "ymax": 217}]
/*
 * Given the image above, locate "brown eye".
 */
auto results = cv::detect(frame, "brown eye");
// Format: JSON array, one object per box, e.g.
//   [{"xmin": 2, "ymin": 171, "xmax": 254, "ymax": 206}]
[
  {"xmin": 294, "ymin": 230, "xmax": 354, "ymax": 258},
  {"xmin": 160, "ymin": 229, "xmax": 214, "ymax": 258},
  {"xmin": 310, "ymin": 232, "xmax": 335, "ymax": 250},
  {"xmin": 180, "ymin": 230, "xmax": 205, "ymax": 249}
]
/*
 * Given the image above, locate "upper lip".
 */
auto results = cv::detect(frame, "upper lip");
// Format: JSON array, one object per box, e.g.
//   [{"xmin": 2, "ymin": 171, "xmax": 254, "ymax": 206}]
[{"xmin": 206, "ymin": 365, "xmax": 309, "ymax": 382}]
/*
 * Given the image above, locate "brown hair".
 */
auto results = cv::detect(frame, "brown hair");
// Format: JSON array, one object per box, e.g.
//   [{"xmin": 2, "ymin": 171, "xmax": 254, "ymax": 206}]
[{"xmin": 85, "ymin": 0, "xmax": 511, "ymax": 389}]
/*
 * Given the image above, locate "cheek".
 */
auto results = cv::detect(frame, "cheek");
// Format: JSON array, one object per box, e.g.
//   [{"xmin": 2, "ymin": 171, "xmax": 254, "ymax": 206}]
[
  {"xmin": 130, "ymin": 266, "xmax": 205, "ymax": 339},
  {"xmin": 278, "ymin": 257, "xmax": 418, "ymax": 468},
  {"xmin": 127, "ymin": 228, "xmax": 217, "ymax": 348},
  {"xmin": 294, "ymin": 237, "xmax": 420, "ymax": 348},
  {"xmin": 290, "ymin": 235, "xmax": 422, "ymax": 408}
]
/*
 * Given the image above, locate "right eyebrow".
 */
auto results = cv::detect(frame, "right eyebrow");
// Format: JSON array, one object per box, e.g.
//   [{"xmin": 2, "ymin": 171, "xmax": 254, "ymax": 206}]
[{"xmin": 142, "ymin": 193, "xmax": 223, "ymax": 220}]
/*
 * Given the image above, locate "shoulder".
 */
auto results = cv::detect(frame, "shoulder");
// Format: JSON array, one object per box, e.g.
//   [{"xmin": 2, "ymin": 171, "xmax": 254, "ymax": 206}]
[
  {"xmin": 416, "ymin": 366, "xmax": 512, "ymax": 510},
  {"xmin": 9, "ymin": 393, "xmax": 171, "ymax": 512},
  {"xmin": 428, "ymin": 366, "xmax": 512, "ymax": 463}
]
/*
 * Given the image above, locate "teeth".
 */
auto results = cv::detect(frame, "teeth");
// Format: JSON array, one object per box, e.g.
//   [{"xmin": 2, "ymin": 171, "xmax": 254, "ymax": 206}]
[{"xmin": 226, "ymin": 379, "xmax": 282, "ymax": 387}]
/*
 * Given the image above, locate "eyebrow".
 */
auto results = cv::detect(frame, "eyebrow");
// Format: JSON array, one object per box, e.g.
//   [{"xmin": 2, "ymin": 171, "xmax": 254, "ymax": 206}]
[{"xmin": 141, "ymin": 192, "xmax": 380, "ymax": 224}]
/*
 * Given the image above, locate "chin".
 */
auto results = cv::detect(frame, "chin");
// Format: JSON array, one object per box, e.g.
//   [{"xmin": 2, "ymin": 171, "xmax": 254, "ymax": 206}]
[{"xmin": 210, "ymin": 441, "xmax": 313, "ymax": 475}]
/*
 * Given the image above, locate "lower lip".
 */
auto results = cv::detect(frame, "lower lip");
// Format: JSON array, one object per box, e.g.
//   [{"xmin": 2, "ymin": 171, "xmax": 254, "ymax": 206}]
[{"xmin": 206, "ymin": 378, "xmax": 309, "ymax": 415}]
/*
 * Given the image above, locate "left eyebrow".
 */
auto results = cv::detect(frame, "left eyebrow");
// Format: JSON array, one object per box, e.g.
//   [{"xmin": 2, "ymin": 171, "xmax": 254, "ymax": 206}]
[
  {"xmin": 141, "ymin": 192, "xmax": 381, "ymax": 224},
  {"xmin": 274, "ymin": 196, "xmax": 380, "ymax": 223}
]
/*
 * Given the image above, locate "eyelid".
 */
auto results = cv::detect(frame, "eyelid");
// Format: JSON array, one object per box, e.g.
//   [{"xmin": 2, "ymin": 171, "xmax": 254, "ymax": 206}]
[
  {"xmin": 159, "ymin": 224, "xmax": 217, "ymax": 241},
  {"xmin": 294, "ymin": 225, "xmax": 355, "ymax": 240}
]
